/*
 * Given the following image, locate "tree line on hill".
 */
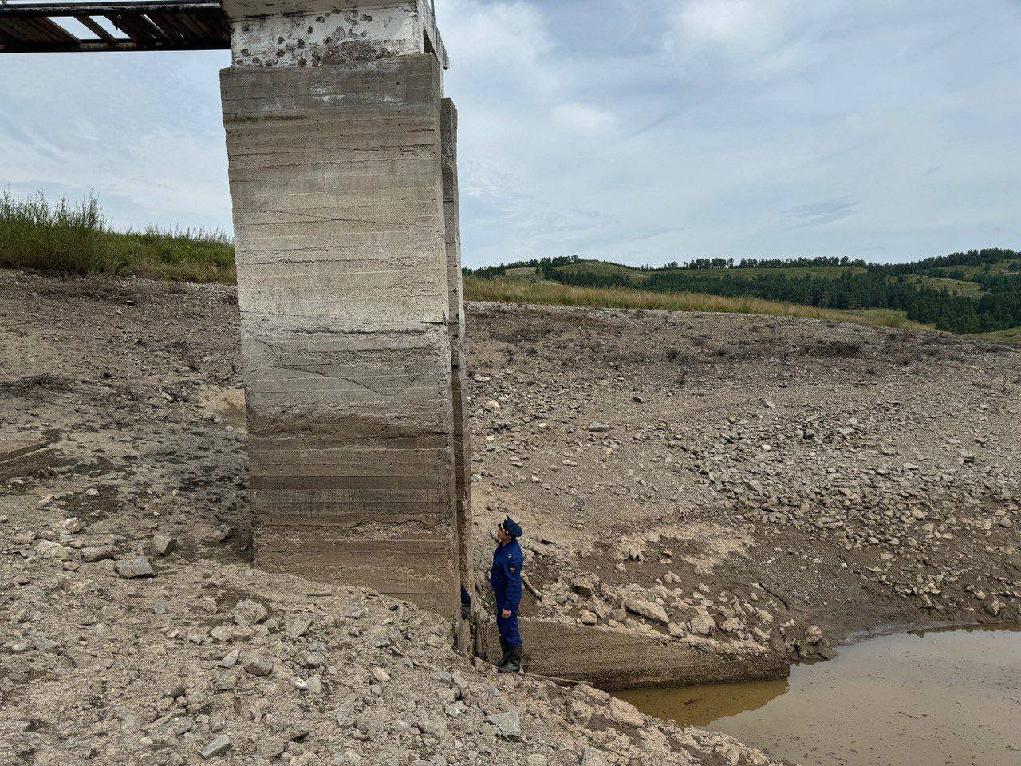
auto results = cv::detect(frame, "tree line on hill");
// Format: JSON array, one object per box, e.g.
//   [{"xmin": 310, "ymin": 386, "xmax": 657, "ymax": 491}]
[
  {"xmin": 465, "ymin": 255, "xmax": 582, "ymax": 280},
  {"xmin": 665, "ymin": 255, "xmax": 868, "ymax": 270},
  {"xmin": 466, "ymin": 250, "xmax": 1021, "ymax": 334}
]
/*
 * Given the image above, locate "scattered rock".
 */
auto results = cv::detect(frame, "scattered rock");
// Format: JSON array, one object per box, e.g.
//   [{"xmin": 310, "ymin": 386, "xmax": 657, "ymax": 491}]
[
  {"xmin": 60, "ymin": 517, "xmax": 84, "ymax": 534},
  {"xmin": 220, "ymin": 649, "xmax": 239, "ymax": 668},
  {"xmin": 199, "ymin": 736, "xmax": 231, "ymax": 759},
  {"xmin": 35, "ymin": 540, "xmax": 73, "ymax": 560},
  {"xmin": 580, "ymin": 747, "xmax": 610, "ymax": 766},
  {"xmin": 81, "ymin": 545, "xmax": 115, "ymax": 562},
  {"xmin": 151, "ymin": 533, "xmax": 176, "ymax": 556},
  {"xmin": 214, "ymin": 671, "xmax": 236, "ymax": 691},
  {"xmin": 624, "ymin": 597, "xmax": 669, "ymax": 625},
  {"xmin": 688, "ymin": 614, "xmax": 715, "ymax": 636},
  {"xmin": 488, "ymin": 709, "xmax": 522, "ymax": 740},
  {"xmin": 606, "ymin": 697, "xmax": 645, "ymax": 727},
  {"xmin": 233, "ymin": 599, "xmax": 268, "ymax": 625},
  {"xmin": 243, "ymin": 653, "xmax": 274, "ymax": 677},
  {"xmin": 572, "ymin": 579, "xmax": 595, "ymax": 599},
  {"xmin": 286, "ymin": 615, "xmax": 313, "ymax": 638},
  {"xmin": 115, "ymin": 556, "xmax": 154, "ymax": 578}
]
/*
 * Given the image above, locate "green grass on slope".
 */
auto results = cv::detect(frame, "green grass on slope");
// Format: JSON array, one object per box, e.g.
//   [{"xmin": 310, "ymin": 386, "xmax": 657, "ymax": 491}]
[
  {"xmin": 0, "ymin": 191, "xmax": 235, "ymax": 283},
  {"xmin": 979, "ymin": 326, "xmax": 1021, "ymax": 343},
  {"xmin": 906, "ymin": 274, "xmax": 985, "ymax": 297},
  {"xmin": 465, "ymin": 277, "xmax": 931, "ymax": 331},
  {"xmin": 502, "ymin": 266, "xmax": 552, "ymax": 283},
  {"xmin": 929, "ymin": 259, "xmax": 1021, "ymax": 279},
  {"xmin": 669, "ymin": 265, "xmax": 865, "ymax": 279},
  {"xmin": 555, "ymin": 261, "xmax": 652, "ymax": 282}
]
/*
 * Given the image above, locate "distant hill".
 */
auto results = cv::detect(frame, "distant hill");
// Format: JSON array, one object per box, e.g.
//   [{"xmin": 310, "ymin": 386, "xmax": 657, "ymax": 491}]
[{"xmin": 465, "ymin": 250, "xmax": 1021, "ymax": 335}]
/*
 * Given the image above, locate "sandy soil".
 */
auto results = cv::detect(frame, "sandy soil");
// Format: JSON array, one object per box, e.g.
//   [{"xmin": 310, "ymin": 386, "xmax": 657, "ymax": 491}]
[{"xmin": 1, "ymin": 268, "xmax": 1019, "ymax": 763}]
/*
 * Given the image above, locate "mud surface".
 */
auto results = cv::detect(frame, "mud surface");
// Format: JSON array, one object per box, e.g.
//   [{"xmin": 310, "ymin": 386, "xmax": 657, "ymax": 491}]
[{"xmin": 619, "ymin": 627, "xmax": 1021, "ymax": 766}]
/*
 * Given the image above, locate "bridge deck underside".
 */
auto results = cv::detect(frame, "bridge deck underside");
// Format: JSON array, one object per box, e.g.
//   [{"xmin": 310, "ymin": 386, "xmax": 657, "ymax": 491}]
[{"xmin": 0, "ymin": 1, "xmax": 229, "ymax": 52}]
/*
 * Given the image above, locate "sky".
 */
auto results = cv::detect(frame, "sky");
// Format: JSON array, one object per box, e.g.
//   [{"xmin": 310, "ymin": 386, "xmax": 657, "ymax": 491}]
[{"xmin": 2, "ymin": 0, "xmax": 1020, "ymax": 267}]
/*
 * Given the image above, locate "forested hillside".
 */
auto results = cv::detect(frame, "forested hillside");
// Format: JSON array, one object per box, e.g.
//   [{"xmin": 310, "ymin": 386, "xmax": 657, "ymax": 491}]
[{"xmin": 465, "ymin": 250, "xmax": 1021, "ymax": 335}]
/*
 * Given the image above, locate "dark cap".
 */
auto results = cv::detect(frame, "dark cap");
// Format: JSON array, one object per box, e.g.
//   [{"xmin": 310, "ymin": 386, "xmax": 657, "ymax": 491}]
[{"xmin": 500, "ymin": 516, "xmax": 523, "ymax": 538}]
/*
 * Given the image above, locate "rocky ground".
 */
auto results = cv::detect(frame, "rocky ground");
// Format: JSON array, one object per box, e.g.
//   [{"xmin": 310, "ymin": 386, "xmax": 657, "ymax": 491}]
[
  {"xmin": 467, "ymin": 302, "xmax": 1021, "ymax": 671},
  {"xmin": 0, "ymin": 270, "xmax": 784, "ymax": 766},
  {"xmin": 1, "ymin": 269, "xmax": 1019, "ymax": 764}
]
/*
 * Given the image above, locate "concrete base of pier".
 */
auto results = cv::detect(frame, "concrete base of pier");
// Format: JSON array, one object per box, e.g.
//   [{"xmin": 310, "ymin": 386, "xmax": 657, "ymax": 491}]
[{"xmin": 222, "ymin": 48, "xmax": 467, "ymax": 617}]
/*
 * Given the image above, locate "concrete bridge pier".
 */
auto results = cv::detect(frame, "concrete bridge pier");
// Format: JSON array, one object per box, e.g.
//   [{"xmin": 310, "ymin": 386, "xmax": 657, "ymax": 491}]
[{"xmin": 220, "ymin": 0, "xmax": 470, "ymax": 620}]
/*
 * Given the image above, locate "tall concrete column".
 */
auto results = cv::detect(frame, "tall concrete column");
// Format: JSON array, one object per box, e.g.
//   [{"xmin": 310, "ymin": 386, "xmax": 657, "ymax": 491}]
[
  {"xmin": 220, "ymin": 0, "xmax": 467, "ymax": 618},
  {"xmin": 441, "ymin": 99, "xmax": 473, "ymax": 595}
]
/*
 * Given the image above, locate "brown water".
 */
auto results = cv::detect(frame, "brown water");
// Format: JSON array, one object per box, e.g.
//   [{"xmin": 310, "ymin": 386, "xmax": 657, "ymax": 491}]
[{"xmin": 618, "ymin": 627, "xmax": 1021, "ymax": 766}]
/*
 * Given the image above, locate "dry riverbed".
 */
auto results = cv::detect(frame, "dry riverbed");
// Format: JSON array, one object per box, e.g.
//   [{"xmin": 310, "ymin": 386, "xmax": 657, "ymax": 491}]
[
  {"xmin": 1, "ymin": 269, "xmax": 1020, "ymax": 764},
  {"xmin": 0, "ymin": 270, "xmax": 783, "ymax": 766},
  {"xmin": 467, "ymin": 302, "xmax": 1021, "ymax": 682}
]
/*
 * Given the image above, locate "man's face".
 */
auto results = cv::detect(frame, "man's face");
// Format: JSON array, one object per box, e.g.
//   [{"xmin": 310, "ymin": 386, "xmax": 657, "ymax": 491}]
[{"xmin": 495, "ymin": 524, "xmax": 510, "ymax": 544}]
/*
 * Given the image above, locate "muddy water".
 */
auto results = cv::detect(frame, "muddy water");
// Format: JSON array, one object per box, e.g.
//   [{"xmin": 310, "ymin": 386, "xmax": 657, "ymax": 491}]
[{"xmin": 618, "ymin": 627, "xmax": 1021, "ymax": 766}]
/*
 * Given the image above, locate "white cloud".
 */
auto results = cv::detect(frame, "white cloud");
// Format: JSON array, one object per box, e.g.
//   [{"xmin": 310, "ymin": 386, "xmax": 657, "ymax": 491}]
[
  {"xmin": 672, "ymin": 0, "xmax": 791, "ymax": 50},
  {"xmin": 2, "ymin": 0, "xmax": 1020, "ymax": 265},
  {"xmin": 552, "ymin": 102, "xmax": 617, "ymax": 135},
  {"xmin": 438, "ymin": 0, "xmax": 557, "ymax": 94}
]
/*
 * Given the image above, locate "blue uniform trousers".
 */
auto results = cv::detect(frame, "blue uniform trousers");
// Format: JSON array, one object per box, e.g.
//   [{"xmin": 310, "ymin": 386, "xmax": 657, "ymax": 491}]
[{"xmin": 496, "ymin": 607, "xmax": 521, "ymax": 647}]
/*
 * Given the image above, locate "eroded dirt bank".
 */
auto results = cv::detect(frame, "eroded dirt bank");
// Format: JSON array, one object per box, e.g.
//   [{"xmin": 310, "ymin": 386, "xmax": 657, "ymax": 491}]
[{"xmin": 1, "ymin": 269, "xmax": 1020, "ymax": 762}]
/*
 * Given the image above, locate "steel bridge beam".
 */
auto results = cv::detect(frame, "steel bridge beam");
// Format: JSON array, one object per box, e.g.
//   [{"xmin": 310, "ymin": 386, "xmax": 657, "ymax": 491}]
[{"xmin": 0, "ymin": 2, "xmax": 229, "ymax": 53}]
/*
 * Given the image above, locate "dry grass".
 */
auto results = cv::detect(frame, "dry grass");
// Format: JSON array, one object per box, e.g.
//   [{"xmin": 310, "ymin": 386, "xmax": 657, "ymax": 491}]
[
  {"xmin": 465, "ymin": 277, "xmax": 927, "ymax": 330},
  {"xmin": 6, "ymin": 191, "xmax": 1010, "ymax": 339},
  {"xmin": 0, "ymin": 190, "xmax": 235, "ymax": 283}
]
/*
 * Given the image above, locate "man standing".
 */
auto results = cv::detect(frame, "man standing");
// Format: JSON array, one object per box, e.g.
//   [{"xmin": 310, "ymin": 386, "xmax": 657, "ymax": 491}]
[{"xmin": 490, "ymin": 516, "xmax": 524, "ymax": 673}]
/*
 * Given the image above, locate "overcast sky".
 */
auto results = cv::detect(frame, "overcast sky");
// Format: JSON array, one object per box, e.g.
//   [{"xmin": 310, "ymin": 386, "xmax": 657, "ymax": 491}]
[{"xmin": 2, "ymin": 0, "xmax": 1020, "ymax": 266}]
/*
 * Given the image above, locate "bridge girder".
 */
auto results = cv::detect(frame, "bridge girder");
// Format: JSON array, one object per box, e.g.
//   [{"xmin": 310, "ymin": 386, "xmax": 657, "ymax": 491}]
[{"xmin": 0, "ymin": 1, "xmax": 230, "ymax": 53}]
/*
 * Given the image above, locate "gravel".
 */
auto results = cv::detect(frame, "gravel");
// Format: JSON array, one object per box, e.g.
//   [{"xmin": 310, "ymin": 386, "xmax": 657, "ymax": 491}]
[
  {"xmin": 467, "ymin": 301, "xmax": 1021, "ymax": 669},
  {"xmin": 2, "ymin": 269, "xmax": 1019, "ymax": 763},
  {"xmin": 0, "ymin": 270, "xmax": 786, "ymax": 766}
]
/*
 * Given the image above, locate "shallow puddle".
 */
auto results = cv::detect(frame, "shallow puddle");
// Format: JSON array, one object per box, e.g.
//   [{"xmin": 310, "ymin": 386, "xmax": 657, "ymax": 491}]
[{"xmin": 618, "ymin": 627, "xmax": 1021, "ymax": 766}]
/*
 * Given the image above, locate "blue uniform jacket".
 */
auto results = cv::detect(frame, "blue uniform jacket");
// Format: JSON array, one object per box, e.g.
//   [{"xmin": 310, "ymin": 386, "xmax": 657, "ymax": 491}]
[{"xmin": 490, "ymin": 539, "xmax": 524, "ymax": 612}]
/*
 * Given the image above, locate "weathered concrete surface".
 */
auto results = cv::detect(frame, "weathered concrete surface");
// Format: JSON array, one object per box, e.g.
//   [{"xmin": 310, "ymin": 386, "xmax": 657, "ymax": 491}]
[
  {"xmin": 0, "ymin": 434, "xmax": 58, "ymax": 482},
  {"xmin": 222, "ymin": 53, "xmax": 463, "ymax": 615},
  {"xmin": 481, "ymin": 619, "xmax": 788, "ymax": 690},
  {"xmin": 441, "ymin": 97, "xmax": 473, "ymax": 596},
  {"xmin": 224, "ymin": 0, "xmax": 447, "ymax": 69}
]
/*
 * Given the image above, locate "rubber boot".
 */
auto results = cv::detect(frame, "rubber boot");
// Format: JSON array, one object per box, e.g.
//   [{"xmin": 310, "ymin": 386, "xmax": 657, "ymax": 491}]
[
  {"xmin": 498, "ymin": 645, "xmax": 521, "ymax": 673},
  {"xmin": 496, "ymin": 638, "xmax": 510, "ymax": 670}
]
